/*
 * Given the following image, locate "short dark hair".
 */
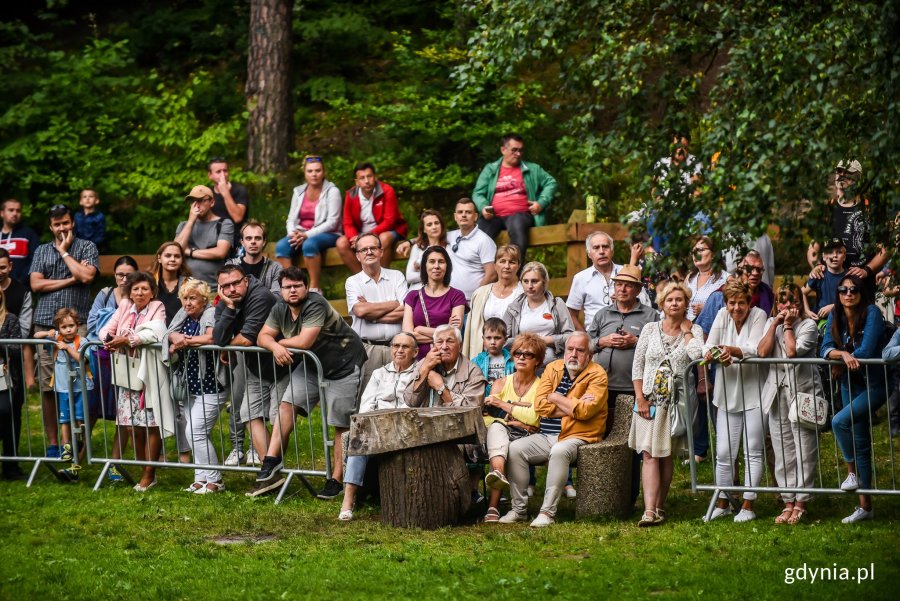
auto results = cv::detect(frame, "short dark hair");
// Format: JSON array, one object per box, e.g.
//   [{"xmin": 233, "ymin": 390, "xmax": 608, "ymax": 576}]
[
  {"xmin": 2, "ymin": 198, "xmax": 21, "ymax": 211},
  {"xmin": 500, "ymin": 133, "xmax": 523, "ymax": 147},
  {"xmin": 420, "ymin": 245, "xmax": 452, "ymax": 286},
  {"xmin": 279, "ymin": 266, "xmax": 309, "ymax": 286},
  {"xmin": 48, "ymin": 204, "xmax": 73, "ymax": 221},
  {"xmin": 124, "ymin": 271, "xmax": 158, "ymax": 298},
  {"xmin": 483, "ymin": 317, "xmax": 507, "ymax": 338},
  {"xmin": 455, "ymin": 197, "xmax": 477, "ymax": 211},
  {"xmin": 217, "ymin": 264, "xmax": 245, "ymax": 280},
  {"xmin": 113, "ymin": 255, "xmax": 139, "ymax": 271},
  {"xmin": 241, "ymin": 219, "xmax": 267, "ymax": 241},
  {"xmin": 353, "ymin": 162, "xmax": 376, "ymax": 177},
  {"xmin": 673, "ymin": 131, "xmax": 691, "ymax": 143},
  {"xmin": 207, "ymin": 156, "xmax": 227, "ymax": 170},
  {"xmin": 0, "ymin": 248, "xmax": 9, "ymax": 262}
]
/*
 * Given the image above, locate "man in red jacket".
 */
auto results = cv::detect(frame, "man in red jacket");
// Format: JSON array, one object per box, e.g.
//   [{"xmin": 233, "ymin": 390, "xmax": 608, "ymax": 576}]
[{"xmin": 335, "ymin": 163, "xmax": 408, "ymax": 272}]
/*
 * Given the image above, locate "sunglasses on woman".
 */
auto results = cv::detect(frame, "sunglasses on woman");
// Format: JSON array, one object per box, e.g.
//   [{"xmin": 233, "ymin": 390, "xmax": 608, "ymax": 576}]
[
  {"xmin": 512, "ymin": 350, "xmax": 537, "ymax": 360},
  {"xmin": 837, "ymin": 286, "xmax": 860, "ymax": 295}
]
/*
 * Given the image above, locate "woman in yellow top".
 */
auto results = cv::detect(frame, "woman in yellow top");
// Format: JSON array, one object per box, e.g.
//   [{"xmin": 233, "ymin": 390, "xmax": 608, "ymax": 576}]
[{"xmin": 482, "ymin": 332, "xmax": 546, "ymax": 522}]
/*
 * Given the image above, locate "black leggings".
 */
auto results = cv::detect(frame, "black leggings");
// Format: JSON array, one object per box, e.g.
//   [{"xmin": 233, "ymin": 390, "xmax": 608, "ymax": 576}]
[{"xmin": 0, "ymin": 389, "xmax": 23, "ymax": 468}]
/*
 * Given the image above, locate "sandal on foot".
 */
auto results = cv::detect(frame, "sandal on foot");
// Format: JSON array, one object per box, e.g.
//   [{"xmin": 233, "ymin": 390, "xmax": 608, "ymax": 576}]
[
  {"xmin": 654, "ymin": 508, "xmax": 667, "ymax": 524},
  {"xmin": 195, "ymin": 481, "xmax": 225, "ymax": 494},
  {"xmin": 638, "ymin": 510, "xmax": 657, "ymax": 527},
  {"xmin": 787, "ymin": 508, "xmax": 807, "ymax": 525},
  {"xmin": 338, "ymin": 509, "xmax": 353, "ymax": 521},
  {"xmin": 775, "ymin": 505, "xmax": 795, "ymax": 525},
  {"xmin": 184, "ymin": 481, "xmax": 205, "ymax": 493},
  {"xmin": 483, "ymin": 507, "xmax": 501, "ymax": 523}
]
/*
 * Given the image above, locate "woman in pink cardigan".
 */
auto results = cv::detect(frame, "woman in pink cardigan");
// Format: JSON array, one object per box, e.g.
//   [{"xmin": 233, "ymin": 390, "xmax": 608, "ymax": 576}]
[{"xmin": 99, "ymin": 271, "xmax": 167, "ymax": 492}]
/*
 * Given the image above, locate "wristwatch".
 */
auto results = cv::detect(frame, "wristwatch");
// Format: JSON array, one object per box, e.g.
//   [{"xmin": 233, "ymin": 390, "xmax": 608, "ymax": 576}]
[{"xmin": 436, "ymin": 384, "xmax": 447, "ymax": 396}]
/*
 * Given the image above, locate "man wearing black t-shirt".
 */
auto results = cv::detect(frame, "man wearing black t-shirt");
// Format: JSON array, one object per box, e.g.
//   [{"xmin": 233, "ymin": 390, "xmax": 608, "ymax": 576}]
[
  {"xmin": 207, "ymin": 157, "xmax": 250, "ymax": 251},
  {"xmin": 226, "ymin": 220, "xmax": 282, "ymax": 294},
  {"xmin": 809, "ymin": 160, "xmax": 891, "ymax": 292}
]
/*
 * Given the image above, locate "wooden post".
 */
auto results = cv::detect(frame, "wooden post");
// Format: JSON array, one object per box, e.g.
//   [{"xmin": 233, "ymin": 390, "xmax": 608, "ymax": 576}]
[{"xmin": 348, "ymin": 407, "xmax": 484, "ymax": 529}]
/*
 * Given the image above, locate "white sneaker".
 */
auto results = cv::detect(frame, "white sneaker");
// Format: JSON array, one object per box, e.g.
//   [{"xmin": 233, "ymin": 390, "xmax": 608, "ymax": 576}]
[
  {"xmin": 733, "ymin": 509, "xmax": 756, "ymax": 523},
  {"xmin": 564, "ymin": 484, "xmax": 577, "ymax": 499},
  {"xmin": 704, "ymin": 506, "xmax": 733, "ymax": 522},
  {"xmin": 840, "ymin": 473, "xmax": 859, "ymax": 491},
  {"xmin": 526, "ymin": 484, "xmax": 535, "ymax": 497},
  {"xmin": 530, "ymin": 512, "xmax": 555, "ymax": 528},
  {"xmin": 224, "ymin": 448, "xmax": 243, "ymax": 467},
  {"xmin": 338, "ymin": 509, "xmax": 353, "ymax": 521},
  {"xmin": 498, "ymin": 510, "xmax": 528, "ymax": 524},
  {"xmin": 245, "ymin": 448, "xmax": 261, "ymax": 466},
  {"xmin": 842, "ymin": 506, "xmax": 874, "ymax": 524}
]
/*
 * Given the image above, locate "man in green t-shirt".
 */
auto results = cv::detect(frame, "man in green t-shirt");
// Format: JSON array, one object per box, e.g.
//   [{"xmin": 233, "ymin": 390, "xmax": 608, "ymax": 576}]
[{"xmin": 247, "ymin": 266, "xmax": 366, "ymax": 498}]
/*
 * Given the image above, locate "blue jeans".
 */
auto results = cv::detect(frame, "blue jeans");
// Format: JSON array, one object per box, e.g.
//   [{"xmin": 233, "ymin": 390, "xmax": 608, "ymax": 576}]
[
  {"xmin": 832, "ymin": 379, "xmax": 887, "ymax": 489},
  {"xmin": 275, "ymin": 232, "xmax": 340, "ymax": 258},
  {"xmin": 345, "ymin": 454, "xmax": 369, "ymax": 487},
  {"xmin": 58, "ymin": 391, "xmax": 85, "ymax": 424}
]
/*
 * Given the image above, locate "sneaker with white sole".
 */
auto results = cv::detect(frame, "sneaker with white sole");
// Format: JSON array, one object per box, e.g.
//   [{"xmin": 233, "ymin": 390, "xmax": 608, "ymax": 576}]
[
  {"xmin": 245, "ymin": 448, "xmax": 260, "ymax": 466},
  {"xmin": 246, "ymin": 456, "xmax": 285, "ymax": 497},
  {"xmin": 733, "ymin": 508, "xmax": 756, "ymax": 523},
  {"xmin": 841, "ymin": 506, "xmax": 874, "ymax": 524},
  {"xmin": 60, "ymin": 443, "xmax": 73, "ymax": 462},
  {"xmin": 840, "ymin": 472, "xmax": 859, "ymax": 491},
  {"xmin": 564, "ymin": 484, "xmax": 577, "ymax": 499},
  {"xmin": 703, "ymin": 506, "xmax": 733, "ymax": 522},
  {"xmin": 498, "ymin": 510, "xmax": 528, "ymax": 524},
  {"xmin": 530, "ymin": 512, "xmax": 554, "ymax": 528},
  {"xmin": 224, "ymin": 448, "xmax": 244, "ymax": 467}
]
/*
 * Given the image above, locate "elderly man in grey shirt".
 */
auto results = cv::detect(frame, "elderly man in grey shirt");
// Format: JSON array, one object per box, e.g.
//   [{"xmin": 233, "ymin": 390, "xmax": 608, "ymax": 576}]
[{"xmin": 587, "ymin": 265, "xmax": 657, "ymax": 433}]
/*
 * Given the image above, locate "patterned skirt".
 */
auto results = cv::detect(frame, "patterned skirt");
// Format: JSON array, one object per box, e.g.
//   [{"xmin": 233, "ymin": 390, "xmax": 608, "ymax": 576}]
[
  {"xmin": 628, "ymin": 402, "xmax": 673, "ymax": 458},
  {"xmin": 116, "ymin": 387, "xmax": 157, "ymax": 428}
]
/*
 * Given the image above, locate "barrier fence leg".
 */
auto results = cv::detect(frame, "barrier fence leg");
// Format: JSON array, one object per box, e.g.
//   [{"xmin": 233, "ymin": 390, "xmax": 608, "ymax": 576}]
[{"xmin": 704, "ymin": 489, "xmax": 720, "ymax": 522}]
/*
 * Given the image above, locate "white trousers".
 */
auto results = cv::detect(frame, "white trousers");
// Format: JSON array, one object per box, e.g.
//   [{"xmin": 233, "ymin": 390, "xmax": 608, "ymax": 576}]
[{"xmin": 715, "ymin": 407, "xmax": 765, "ymax": 501}]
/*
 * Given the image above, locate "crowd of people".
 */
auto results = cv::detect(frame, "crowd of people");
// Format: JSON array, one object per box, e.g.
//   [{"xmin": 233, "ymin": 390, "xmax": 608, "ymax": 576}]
[{"xmin": 0, "ymin": 136, "xmax": 897, "ymax": 529}]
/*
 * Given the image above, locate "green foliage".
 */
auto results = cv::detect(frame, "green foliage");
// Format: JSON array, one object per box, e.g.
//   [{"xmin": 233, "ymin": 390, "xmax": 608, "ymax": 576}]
[
  {"xmin": 458, "ymin": 0, "xmax": 900, "ymax": 273},
  {"xmin": 0, "ymin": 28, "xmax": 243, "ymax": 252}
]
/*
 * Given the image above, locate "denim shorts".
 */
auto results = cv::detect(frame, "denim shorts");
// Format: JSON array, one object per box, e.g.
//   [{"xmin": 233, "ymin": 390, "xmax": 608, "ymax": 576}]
[{"xmin": 58, "ymin": 391, "xmax": 85, "ymax": 424}]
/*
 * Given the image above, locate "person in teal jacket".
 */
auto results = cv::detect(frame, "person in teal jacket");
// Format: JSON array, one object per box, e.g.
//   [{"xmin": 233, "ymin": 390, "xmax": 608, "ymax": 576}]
[{"xmin": 472, "ymin": 133, "xmax": 556, "ymax": 261}]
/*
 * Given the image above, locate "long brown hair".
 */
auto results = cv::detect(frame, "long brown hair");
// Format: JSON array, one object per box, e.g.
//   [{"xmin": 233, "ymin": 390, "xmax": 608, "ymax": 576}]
[
  {"xmin": 414, "ymin": 209, "xmax": 447, "ymax": 250},
  {"xmin": 150, "ymin": 241, "xmax": 192, "ymax": 281}
]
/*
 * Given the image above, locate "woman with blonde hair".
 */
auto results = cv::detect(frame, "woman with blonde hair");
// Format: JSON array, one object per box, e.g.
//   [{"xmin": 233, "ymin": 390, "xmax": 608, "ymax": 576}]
[
  {"xmin": 631, "ymin": 281, "xmax": 703, "ymax": 525},
  {"xmin": 503, "ymin": 261, "xmax": 574, "ymax": 365},
  {"xmin": 463, "ymin": 245, "xmax": 523, "ymax": 358},
  {"xmin": 164, "ymin": 278, "xmax": 228, "ymax": 494}
]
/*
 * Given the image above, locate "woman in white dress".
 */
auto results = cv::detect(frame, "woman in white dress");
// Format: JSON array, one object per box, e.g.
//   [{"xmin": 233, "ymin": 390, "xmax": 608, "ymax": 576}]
[
  {"xmin": 685, "ymin": 236, "xmax": 728, "ymax": 321},
  {"xmin": 703, "ymin": 280, "xmax": 769, "ymax": 522},
  {"xmin": 462, "ymin": 245, "xmax": 523, "ymax": 358},
  {"xmin": 631, "ymin": 282, "xmax": 703, "ymax": 526}
]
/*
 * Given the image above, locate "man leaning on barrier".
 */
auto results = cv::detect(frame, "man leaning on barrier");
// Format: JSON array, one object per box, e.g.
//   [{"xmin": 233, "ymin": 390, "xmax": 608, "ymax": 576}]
[
  {"xmin": 249, "ymin": 266, "xmax": 367, "ymax": 499},
  {"xmin": 212, "ymin": 265, "xmax": 278, "ymax": 469}
]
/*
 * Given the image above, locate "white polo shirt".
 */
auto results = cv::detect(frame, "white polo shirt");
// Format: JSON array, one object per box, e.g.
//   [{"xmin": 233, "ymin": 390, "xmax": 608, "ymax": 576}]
[
  {"xmin": 346, "ymin": 267, "xmax": 408, "ymax": 342},
  {"xmin": 447, "ymin": 226, "xmax": 496, "ymax": 300}
]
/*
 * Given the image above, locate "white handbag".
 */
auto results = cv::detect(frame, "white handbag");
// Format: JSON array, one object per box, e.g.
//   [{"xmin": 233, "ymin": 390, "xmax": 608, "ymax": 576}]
[
  {"xmin": 789, "ymin": 391, "xmax": 828, "ymax": 431},
  {"xmin": 111, "ymin": 351, "xmax": 144, "ymax": 391},
  {"xmin": 0, "ymin": 364, "xmax": 8, "ymax": 392}
]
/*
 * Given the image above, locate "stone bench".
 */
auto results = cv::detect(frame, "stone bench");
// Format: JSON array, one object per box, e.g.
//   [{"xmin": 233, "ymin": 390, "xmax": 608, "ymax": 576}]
[{"xmin": 575, "ymin": 394, "xmax": 635, "ymax": 519}]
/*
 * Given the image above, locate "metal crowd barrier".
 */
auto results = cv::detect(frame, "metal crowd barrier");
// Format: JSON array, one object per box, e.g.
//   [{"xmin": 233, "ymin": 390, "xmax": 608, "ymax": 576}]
[
  {"xmin": 0, "ymin": 338, "xmax": 334, "ymax": 503},
  {"xmin": 0, "ymin": 339, "xmax": 93, "ymax": 486},
  {"xmin": 681, "ymin": 355, "xmax": 900, "ymax": 521}
]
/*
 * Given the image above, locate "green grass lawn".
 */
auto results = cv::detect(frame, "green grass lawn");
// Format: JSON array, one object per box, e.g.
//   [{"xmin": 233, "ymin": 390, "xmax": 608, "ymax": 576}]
[{"xmin": 2, "ymin": 448, "xmax": 898, "ymax": 600}]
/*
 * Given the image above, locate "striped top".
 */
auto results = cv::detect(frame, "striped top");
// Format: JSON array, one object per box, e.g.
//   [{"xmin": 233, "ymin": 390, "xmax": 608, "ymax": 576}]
[{"xmin": 539, "ymin": 369, "xmax": 574, "ymax": 436}]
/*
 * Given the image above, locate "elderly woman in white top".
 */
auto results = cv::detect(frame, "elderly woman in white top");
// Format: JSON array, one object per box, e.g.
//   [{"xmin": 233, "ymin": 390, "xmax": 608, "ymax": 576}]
[
  {"xmin": 757, "ymin": 283, "xmax": 820, "ymax": 525},
  {"xmin": 338, "ymin": 332, "xmax": 418, "ymax": 521},
  {"xmin": 703, "ymin": 279, "xmax": 768, "ymax": 522},
  {"xmin": 631, "ymin": 282, "xmax": 704, "ymax": 526}
]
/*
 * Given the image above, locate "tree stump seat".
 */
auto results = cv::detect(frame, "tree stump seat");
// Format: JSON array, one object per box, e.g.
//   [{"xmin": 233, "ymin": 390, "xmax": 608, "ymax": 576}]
[{"xmin": 348, "ymin": 406, "xmax": 486, "ymax": 529}]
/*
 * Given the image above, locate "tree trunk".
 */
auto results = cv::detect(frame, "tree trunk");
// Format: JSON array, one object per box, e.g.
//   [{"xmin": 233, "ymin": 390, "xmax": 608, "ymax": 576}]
[
  {"xmin": 245, "ymin": 0, "xmax": 292, "ymax": 173},
  {"xmin": 378, "ymin": 443, "xmax": 471, "ymax": 529}
]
